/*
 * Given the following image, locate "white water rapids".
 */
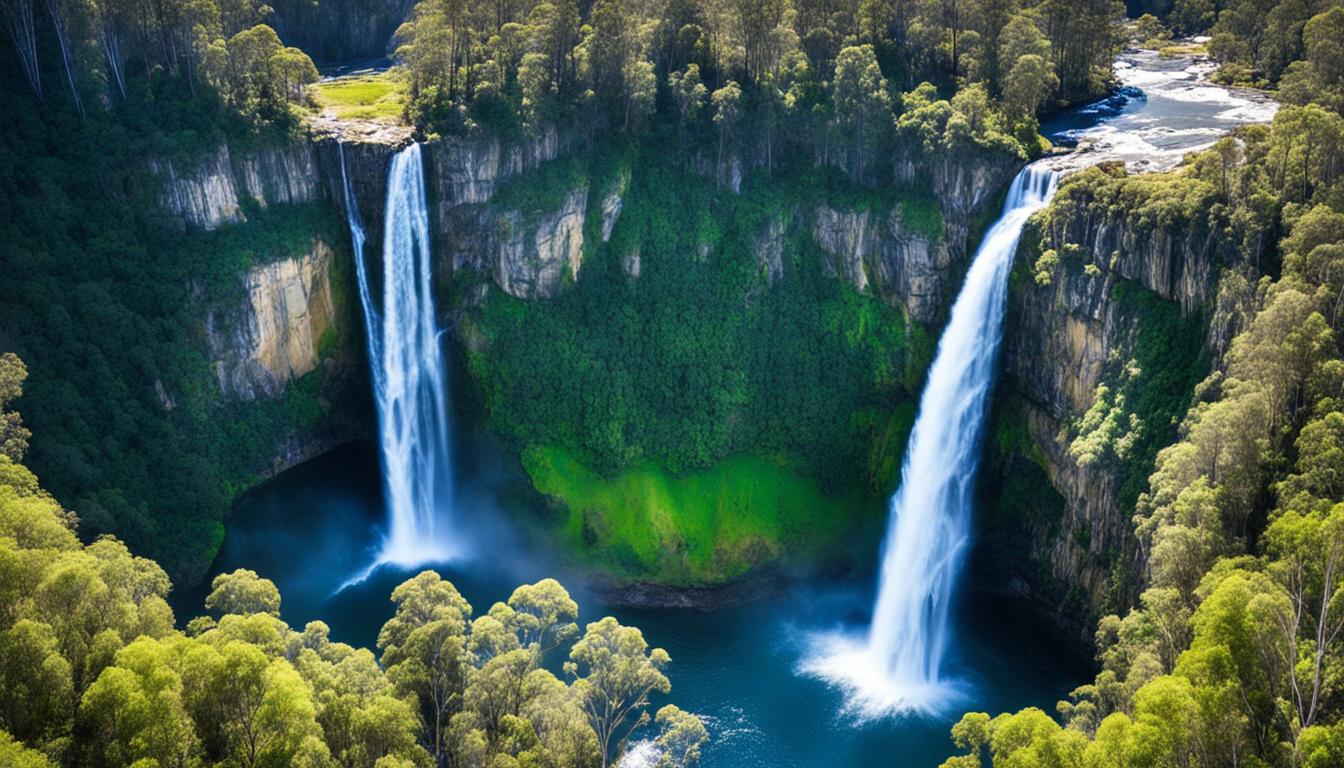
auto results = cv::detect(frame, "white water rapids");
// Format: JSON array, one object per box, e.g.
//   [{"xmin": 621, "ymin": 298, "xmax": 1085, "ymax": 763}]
[
  {"xmin": 804, "ymin": 165, "xmax": 1059, "ymax": 716},
  {"xmin": 340, "ymin": 142, "xmax": 456, "ymax": 571}
]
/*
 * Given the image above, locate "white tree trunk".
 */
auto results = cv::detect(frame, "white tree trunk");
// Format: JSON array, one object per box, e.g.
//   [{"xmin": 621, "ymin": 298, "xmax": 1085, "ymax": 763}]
[{"xmin": 3, "ymin": 0, "xmax": 43, "ymax": 99}]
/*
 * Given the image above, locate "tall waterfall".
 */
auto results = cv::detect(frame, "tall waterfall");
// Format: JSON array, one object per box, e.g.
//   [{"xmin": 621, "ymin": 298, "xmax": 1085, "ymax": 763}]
[
  {"xmin": 805, "ymin": 164, "xmax": 1059, "ymax": 715},
  {"xmin": 340, "ymin": 142, "xmax": 456, "ymax": 568}
]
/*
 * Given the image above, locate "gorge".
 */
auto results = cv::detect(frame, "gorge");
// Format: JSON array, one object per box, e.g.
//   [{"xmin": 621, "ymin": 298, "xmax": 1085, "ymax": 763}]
[
  {"xmin": 7, "ymin": 1, "xmax": 1344, "ymax": 765},
  {"xmin": 808, "ymin": 164, "xmax": 1060, "ymax": 717},
  {"xmin": 186, "ymin": 48, "xmax": 1274, "ymax": 766}
]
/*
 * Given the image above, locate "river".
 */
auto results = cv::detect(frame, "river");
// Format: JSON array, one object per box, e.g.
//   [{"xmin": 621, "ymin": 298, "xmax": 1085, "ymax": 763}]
[{"xmin": 183, "ymin": 49, "xmax": 1276, "ymax": 767}]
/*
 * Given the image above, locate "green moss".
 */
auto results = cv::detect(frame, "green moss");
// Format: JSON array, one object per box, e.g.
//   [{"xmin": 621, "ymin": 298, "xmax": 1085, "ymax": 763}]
[
  {"xmin": 489, "ymin": 155, "xmax": 590, "ymax": 221},
  {"xmin": 897, "ymin": 193, "xmax": 944, "ymax": 242},
  {"xmin": 979, "ymin": 394, "xmax": 1064, "ymax": 537},
  {"xmin": 522, "ymin": 445, "xmax": 881, "ymax": 584}
]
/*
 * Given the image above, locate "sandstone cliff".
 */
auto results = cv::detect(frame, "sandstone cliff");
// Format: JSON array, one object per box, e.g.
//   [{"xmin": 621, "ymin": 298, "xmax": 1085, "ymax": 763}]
[
  {"xmin": 150, "ymin": 142, "xmax": 320, "ymax": 231},
  {"xmin": 208, "ymin": 238, "xmax": 337, "ymax": 401},
  {"xmin": 811, "ymin": 203, "xmax": 956, "ymax": 323},
  {"xmin": 429, "ymin": 128, "xmax": 620, "ymax": 300}
]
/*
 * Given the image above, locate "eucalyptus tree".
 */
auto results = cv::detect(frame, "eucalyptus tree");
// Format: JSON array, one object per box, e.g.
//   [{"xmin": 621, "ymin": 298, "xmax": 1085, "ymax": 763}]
[{"xmin": 565, "ymin": 617, "xmax": 671, "ymax": 768}]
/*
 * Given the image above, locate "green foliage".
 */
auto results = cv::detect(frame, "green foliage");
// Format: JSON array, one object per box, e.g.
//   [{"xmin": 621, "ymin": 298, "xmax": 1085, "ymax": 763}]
[
  {"xmin": 0, "ymin": 420, "xmax": 705, "ymax": 768},
  {"xmin": 390, "ymin": 0, "xmax": 1110, "ymax": 174},
  {"xmin": 1068, "ymin": 281, "xmax": 1207, "ymax": 515},
  {"xmin": 470, "ymin": 143, "xmax": 912, "ymax": 493},
  {"xmin": 465, "ymin": 140, "xmax": 923, "ymax": 581},
  {"xmin": 945, "ymin": 51, "xmax": 1344, "ymax": 764},
  {"xmin": 0, "ymin": 91, "xmax": 363, "ymax": 583}
]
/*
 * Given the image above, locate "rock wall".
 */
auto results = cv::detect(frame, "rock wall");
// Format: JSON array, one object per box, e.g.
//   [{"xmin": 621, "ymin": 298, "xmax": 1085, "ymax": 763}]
[
  {"xmin": 489, "ymin": 188, "xmax": 589, "ymax": 298},
  {"xmin": 150, "ymin": 141, "xmax": 320, "ymax": 231},
  {"xmin": 804, "ymin": 149, "xmax": 1021, "ymax": 323},
  {"xmin": 207, "ymin": 238, "xmax": 337, "ymax": 401},
  {"xmin": 998, "ymin": 254, "xmax": 1148, "ymax": 629},
  {"xmin": 990, "ymin": 167, "xmax": 1245, "ymax": 635},
  {"xmin": 811, "ymin": 204, "xmax": 958, "ymax": 323},
  {"xmin": 427, "ymin": 128, "xmax": 621, "ymax": 300},
  {"xmin": 149, "ymin": 136, "xmax": 373, "ymax": 484}
]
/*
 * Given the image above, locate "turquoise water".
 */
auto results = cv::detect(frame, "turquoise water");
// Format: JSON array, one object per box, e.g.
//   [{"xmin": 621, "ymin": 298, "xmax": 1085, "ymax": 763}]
[{"xmin": 181, "ymin": 442, "xmax": 1085, "ymax": 767}]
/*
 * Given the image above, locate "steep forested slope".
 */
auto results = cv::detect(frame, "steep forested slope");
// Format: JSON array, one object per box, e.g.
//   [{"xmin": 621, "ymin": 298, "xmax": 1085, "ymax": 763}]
[{"xmin": 945, "ymin": 5, "xmax": 1344, "ymax": 764}]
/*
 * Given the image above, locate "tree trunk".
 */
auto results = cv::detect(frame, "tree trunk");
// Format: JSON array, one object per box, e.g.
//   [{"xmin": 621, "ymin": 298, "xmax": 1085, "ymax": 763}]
[
  {"xmin": 3, "ymin": 0, "xmax": 43, "ymax": 99},
  {"xmin": 45, "ymin": 0, "xmax": 84, "ymax": 118},
  {"xmin": 101, "ymin": 26, "xmax": 127, "ymax": 99}
]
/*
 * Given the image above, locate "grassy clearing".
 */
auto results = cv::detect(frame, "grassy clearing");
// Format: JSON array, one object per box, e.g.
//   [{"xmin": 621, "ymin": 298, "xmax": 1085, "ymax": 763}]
[
  {"xmin": 522, "ymin": 446, "xmax": 883, "ymax": 585},
  {"xmin": 1158, "ymin": 41, "xmax": 1210, "ymax": 59},
  {"xmin": 311, "ymin": 74, "xmax": 406, "ymax": 121}
]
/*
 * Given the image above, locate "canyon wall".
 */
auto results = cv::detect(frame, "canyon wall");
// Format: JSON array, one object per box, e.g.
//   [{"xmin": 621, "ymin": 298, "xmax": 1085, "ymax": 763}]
[
  {"xmin": 985, "ymin": 164, "xmax": 1254, "ymax": 638},
  {"xmin": 149, "ymin": 142, "xmax": 321, "ymax": 231},
  {"xmin": 208, "ymin": 238, "xmax": 337, "ymax": 401},
  {"xmin": 270, "ymin": 0, "xmax": 408, "ymax": 62},
  {"xmin": 147, "ymin": 135, "xmax": 368, "ymax": 484}
]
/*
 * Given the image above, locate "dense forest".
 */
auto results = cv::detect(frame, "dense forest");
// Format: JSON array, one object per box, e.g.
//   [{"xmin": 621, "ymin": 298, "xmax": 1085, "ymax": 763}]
[
  {"xmin": 391, "ymin": 0, "xmax": 1120, "ymax": 173},
  {"xmin": 942, "ymin": 3, "xmax": 1344, "ymax": 766},
  {"xmin": 0, "ymin": 361, "xmax": 706, "ymax": 768}
]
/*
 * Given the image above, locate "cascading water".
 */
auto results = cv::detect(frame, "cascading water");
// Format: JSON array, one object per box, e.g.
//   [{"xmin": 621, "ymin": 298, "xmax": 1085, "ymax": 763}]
[
  {"xmin": 340, "ymin": 142, "xmax": 456, "ymax": 569},
  {"xmin": 805, "ymin": 164, "xmax": 1059, "ymax": 716}
]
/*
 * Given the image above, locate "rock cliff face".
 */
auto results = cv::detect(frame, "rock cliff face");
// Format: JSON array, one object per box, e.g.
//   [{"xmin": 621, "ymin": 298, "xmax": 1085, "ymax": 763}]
[
  {"xmin": 803, "ymin": 149, "xmax": 1020, "ymax": 323},
  {"xmin": 208, "ymin": 238, "xmax": 337, "ymax": 401},
  {"xmin": 811, "ymin": 204, "xmax": 958, "ymax": 323},
  {"xmin": 998, "ymin": 254, "xmax": 1150, "ymax": 629},
  {"xmin": 489, "ymin": 188, "xmax": 589, "ymax": 298},
  {"xmin": 427, "ymin": 128, "xmax": 620, "ymax": 299},
  {"xmin": 150, "ymin": 142, "xmax": 320, "ymax": 230},
  {"xmin": 146, "ymin": 135, "xmax": 372, "ymax": 490},
  {"xmin": 426, "ymin": 128, "xmax": 564, "ymax": 208},
  {"xmin": 989, "ymin": 169, "xmax": 1244, "ymax": 635}
]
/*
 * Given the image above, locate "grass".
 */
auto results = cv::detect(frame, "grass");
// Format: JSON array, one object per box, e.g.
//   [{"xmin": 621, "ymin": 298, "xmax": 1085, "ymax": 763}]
[
  {"xmin": 310, "ymin": 74, "xmax": 406, "ymax": 121},
  {"xmin": 1158, "ymin": 41, "xmax": 1210, "ymax": 59},
  {"xmin": 522, "ymin": 446, "xmax": 883, "ymax": 585}
]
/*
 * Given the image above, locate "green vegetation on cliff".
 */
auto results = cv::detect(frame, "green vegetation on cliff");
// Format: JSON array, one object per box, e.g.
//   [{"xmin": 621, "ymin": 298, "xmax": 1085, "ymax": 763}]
[
  {"xmin": 944, "ymin": 33, "xmax": 1344, "ymax": 766},
  {"xmin": 524, "ymin": 446, "xmax": 888, "ymax": 584},
  {"xmin": 0, "ymin": 84, "xmax": 363, "ymax": 583},
  {"xmin": 462, "ymin": 141, "xmax": 924, "ymax": 581}
]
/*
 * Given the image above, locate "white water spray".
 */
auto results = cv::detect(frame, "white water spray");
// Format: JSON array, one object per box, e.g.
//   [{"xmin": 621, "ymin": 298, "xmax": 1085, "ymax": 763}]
[
  {"xmin": 805, "ymin": 164, "xmax": 1059, "ymax": 715},
  {"xmin": 340, "ymin": 142, "xmax": 456, "ymax": 569}
]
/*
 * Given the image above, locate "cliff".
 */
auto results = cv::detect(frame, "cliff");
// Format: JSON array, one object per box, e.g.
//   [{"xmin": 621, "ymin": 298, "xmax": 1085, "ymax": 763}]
[
  {"xmin": 270, "ymin": 0, "xmax": 407, "ymax": 62},
  {"xmin": 428, "ymin": 128, "xmax": 599, "ymax": 299},
  {"xmin": 145, "ymin": 134, "xmax": 375, "ymax": 493},
  {"xmin": 149, "ymin": 142, "xmax": 321, "ymax": 231},
  {"xmin": 984, "ymin": 163, "xmax": 1250, "ymax": 636},
  {"xmin": 207, "ymin": 238, "xmax": 337, "ymax": 400},
  {"xmin": 811, "ymin": 203, "xmax": 954, "ymax": 323}
]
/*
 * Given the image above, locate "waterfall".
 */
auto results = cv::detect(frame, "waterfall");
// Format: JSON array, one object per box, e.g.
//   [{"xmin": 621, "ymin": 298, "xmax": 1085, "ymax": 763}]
[
  {"xmin": 339, "ymin": 142, "xmax": 456, "ymax": 569},
  {"xmin": 805, "ymin": 164, "xmax": 1059, "ymax": 715}
]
